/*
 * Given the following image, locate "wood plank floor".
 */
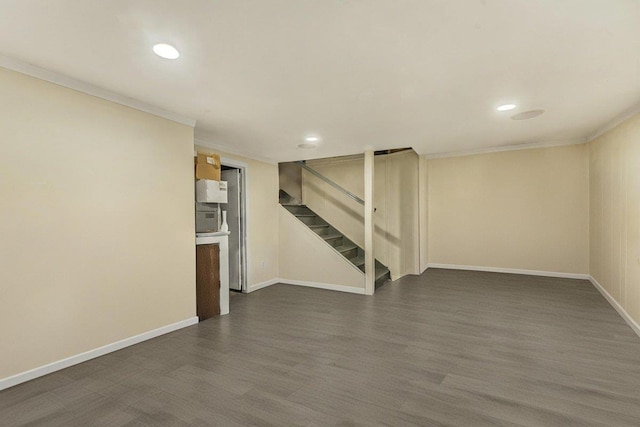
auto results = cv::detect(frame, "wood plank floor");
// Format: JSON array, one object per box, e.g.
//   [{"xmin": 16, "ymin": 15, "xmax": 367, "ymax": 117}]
[{"xmin": 2, "ymin": 269, "xmax": 640, "ymax": 426}]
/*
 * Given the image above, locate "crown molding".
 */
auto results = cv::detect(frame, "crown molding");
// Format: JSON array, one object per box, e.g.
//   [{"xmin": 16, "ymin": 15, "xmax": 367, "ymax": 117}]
[
  {"xmin": 304, "ymin": 148, "xmax": 417, "ymax": 167},
  {"xmin": 305, "ymin": 153, "xmax": 364, "ymax": 166},
  {"xmin": 0, "ymin": 54, "xmax": 196, "ymax": 127},
  {"xmin": 585, "ymin": 101, "xmax": 640, "ymax": 142},
  {"xmin": 422, "ymin": 100, "xmax": 640, "ymax": 160},
  {"xmin": 424, "ymin": 138, "xmax": 586, "ymax": 160},
  {"xmin": 194, "ymin": 138, "xmax": 277, "ymax": 164}
]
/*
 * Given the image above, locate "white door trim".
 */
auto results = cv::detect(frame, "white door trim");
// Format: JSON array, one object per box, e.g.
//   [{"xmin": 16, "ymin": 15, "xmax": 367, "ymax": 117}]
[{"xmin": 220, "ymin": 157, "xmax": 249, "ymax": 293}]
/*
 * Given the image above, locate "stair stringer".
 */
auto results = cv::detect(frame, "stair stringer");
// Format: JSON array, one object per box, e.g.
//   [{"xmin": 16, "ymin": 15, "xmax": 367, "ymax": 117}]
[{"xmin": 279, "ymin": 206, "xmax": 365, "ymax": 291}]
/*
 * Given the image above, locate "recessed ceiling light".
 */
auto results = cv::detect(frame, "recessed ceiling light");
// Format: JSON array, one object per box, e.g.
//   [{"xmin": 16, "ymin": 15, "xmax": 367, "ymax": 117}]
[
  {"xmin": 298, "ymin": 143, "xmax": 317, "ymax": 149},
  {"xmin": 153, "ymin": 43, "xmax": 180, "ymax": 59},
  {"xmin": 304, "ymin": 136, "xmax": 320, "ymax": 142},
  {"xmin": 497, "ymin": 104, "xmax": 516, "ymax": 111},
  {"xmin": 512, "ymin": 109, "xmax": 545, "ymax": 120}
]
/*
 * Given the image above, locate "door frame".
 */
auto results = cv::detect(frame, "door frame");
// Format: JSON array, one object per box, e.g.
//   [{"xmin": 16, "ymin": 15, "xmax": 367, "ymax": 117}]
[{"xmin": 220, "ymin": 156, "xmax": 249, "ymax": 293}]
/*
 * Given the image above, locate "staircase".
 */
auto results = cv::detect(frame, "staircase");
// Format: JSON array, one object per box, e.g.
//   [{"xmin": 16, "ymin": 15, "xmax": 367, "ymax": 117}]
[{"xmin": 280, "ymin": 192, "xmax": 391, "ymax": 289}]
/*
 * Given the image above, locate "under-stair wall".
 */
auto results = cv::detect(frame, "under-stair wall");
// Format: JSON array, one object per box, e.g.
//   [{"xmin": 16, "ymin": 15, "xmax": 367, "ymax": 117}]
[{"xmin": 279, "ymin": 206, "xmax": 365, "ymax": 292}]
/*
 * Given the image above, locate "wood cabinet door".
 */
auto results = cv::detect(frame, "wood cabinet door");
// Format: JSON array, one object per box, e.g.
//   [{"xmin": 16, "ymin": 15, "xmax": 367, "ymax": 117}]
[{"xmin": 196, "ymin": 244, "xmax": 221, "ymax": 320}]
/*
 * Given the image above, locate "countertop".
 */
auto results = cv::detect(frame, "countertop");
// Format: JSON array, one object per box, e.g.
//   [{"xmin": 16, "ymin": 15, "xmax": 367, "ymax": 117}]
[{"xmin": 196, "ymin": 231, "xmax": 231, "ymax": 238}]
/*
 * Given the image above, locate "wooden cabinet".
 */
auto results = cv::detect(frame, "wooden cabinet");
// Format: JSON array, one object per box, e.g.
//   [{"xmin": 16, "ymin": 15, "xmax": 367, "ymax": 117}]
[{"xmin": 196, "ymin": 244, "xmax": 220, "ymax": 320}]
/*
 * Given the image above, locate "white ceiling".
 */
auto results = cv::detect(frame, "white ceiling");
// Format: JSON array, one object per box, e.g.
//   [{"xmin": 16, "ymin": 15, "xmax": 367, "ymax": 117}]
[{"xmin": 1, "ymin": 0, "xmax": 638, "ymax": 162}]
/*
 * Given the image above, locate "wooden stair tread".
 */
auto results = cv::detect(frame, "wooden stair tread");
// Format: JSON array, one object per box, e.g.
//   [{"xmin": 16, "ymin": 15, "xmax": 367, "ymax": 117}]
[
  {"xmin": 357, "ymin": 264, "xmax": 390, "ymax": 280},
  {"xmin": 322, "ymin": 233, "xmax": 342, "ymax": 240},
  {"xmin": 375, "ymin": 266, "xmax": 390, "ymax": 281},
  {"xmin": 335, "ymin": 244, "xmax": 357, "ymax": 253}
]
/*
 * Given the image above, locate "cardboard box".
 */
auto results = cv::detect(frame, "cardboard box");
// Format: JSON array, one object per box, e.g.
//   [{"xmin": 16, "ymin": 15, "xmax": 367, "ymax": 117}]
[
  {"xmin": 196, "ymin": 180, "xmax": 228, "ymax": 203},
  {"xmin": 195, "ymin": 152, "xmax": 221, "ymax": 181}
]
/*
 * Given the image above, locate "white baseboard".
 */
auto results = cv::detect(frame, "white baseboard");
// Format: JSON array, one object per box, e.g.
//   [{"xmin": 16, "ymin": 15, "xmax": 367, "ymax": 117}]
[
  {"xmin": 427, "ymin": 263, "xmax": 590, "ymax": 280},
  {"xmin": 247, "ymin": 278, "xmax": 280, "ymax": 293},
  {"xmin": 589, "ymin": 276, "xmax": 640, "ymax": 338},
  {"xmin": 247, "ymin": 278, "xmax": 365, "ymax": 295},
  {"xmin": 279, "ymin": 278, "xmax": 366, "ymax": 294},
  {"xmin": 0, "ymin": 316, "xmax": 198, "ymax": 391}
]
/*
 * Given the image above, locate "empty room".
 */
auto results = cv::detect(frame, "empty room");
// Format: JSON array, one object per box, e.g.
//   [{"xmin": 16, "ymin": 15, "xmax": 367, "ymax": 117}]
[{"xmin": 1, "ymin": 1, "xmax": 639, "ymax": 426}]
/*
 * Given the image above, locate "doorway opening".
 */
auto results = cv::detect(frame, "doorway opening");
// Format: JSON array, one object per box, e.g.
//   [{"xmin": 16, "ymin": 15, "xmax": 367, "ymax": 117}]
[{"xmin": 220, "ymin": 158, "xmax": 248, "ymax": 293}]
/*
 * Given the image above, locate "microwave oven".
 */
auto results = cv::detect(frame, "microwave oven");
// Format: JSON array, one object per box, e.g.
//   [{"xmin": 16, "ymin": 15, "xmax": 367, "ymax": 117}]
[{"xmin": 195, "ymin": 203, "xmax": 220, "ymax": 233}]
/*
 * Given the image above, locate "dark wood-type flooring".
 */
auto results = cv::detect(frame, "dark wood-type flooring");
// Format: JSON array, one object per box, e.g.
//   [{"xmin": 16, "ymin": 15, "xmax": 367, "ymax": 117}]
[{"xmin": 3, "ymin": 269, "xmax": 640, "ymax": 426}]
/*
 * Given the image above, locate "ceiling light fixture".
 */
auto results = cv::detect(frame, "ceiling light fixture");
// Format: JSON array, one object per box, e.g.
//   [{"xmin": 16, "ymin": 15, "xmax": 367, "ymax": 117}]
[
  {"xmin": 153, "ymin": 43, "xmax": 180, "ymax": 59},
  {"xmin": 298, "ymin": 143, "xmax": 317, "ymax": 149},
  {"xmin": 497, "ymin": 104, "xmax": 516, "ymax": 111},
  {"xmin": 511, "ymin": 109, "xmax": 545, "ymax": 120},
  {"xmin": 299, "ymin": 135, "xmax": 320, "ymax": 148}
]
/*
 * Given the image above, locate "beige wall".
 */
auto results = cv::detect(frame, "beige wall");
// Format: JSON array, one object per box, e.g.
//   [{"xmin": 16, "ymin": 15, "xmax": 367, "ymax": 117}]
[
  {"xmin": 195, "ymin": 145, "xmax": 280, "ymax": 286},
  {"xmin": 589, "ymin": 113, "xmax": 640, "ymax": 326},
  {"xmin": 279, "ymin": 162, "xmax": 302, "ymax": 203},
  {"xmin": 302, "ymin": 151, "xmax": 420, "ymax": 280},
  {"xmin": 303, "ymin": 155, "xmax": 366, "ymax": 248},
  {"xmin": 0, "ymin": 68, "xmax": 196, "ymax": 379},
  {"xmin": 428, "ymin": 144, "xmax": 590, "ymax": 275},
  {"xmin": 279, "ymin": 207, "xmax": 364, "ymax": 289}
]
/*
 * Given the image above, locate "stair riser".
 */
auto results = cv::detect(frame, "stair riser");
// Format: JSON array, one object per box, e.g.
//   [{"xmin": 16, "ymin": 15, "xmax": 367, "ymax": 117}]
[
  {"xmin": 324, "ymin": 236, "xmax": 343, "ymax": 248},
  {"xmin": 313, "ymin": 228, "xmax": 333, "ymax": 237},
  {"xmin": 341, "ymin": 248, "xmax": 358, "ymax": 260},
  {"xmin": 286, "ymin": 206, "xmax": 313, "ymax": 215},
  {"xmin": 279, "ymin": 197, "xmax": 298, "ymax": 205},
  {"xmin": 375, "ymin": 272, "xmax": 391, "ymax": 289}
]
